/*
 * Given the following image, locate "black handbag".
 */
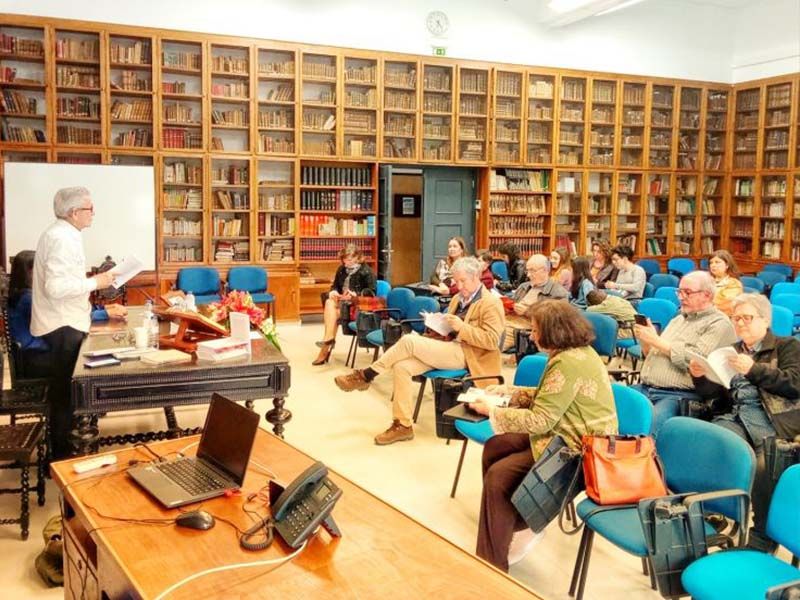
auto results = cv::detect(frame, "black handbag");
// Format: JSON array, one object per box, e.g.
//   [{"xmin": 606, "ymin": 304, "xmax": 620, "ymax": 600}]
[
  {"xmin": 514, "ymin": 328, "xmax": 539, "ymax": 366},
  {"xmin": 435, "ymin": 375, "xmax": 504, "ymax": 441},
  {"xmin": 511, "ymin": 436, "xmax": 583, "ymax": 533},
  {"xmin": 380, "ymin": 318, "xmax": 403, "ymax": 351}
]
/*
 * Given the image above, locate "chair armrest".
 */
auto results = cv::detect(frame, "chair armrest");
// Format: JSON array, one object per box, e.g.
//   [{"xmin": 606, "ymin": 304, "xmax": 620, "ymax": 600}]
[
  {"xmin": 765, "ymin": 579, "xmax": 800, "ymax": 600},
  {"xmin": 682, "ymin": 489, "xmax": 751, "ymax": 547},
  {"xmin": 463, "ymin": 375, "xmax": 505, "ymax": 386}
]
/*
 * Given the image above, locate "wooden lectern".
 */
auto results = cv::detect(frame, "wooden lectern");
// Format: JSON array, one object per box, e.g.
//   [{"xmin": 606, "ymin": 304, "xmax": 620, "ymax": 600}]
[{"xmin": 154, "ymin": 308, "xmax": 228, "ymax": 353}]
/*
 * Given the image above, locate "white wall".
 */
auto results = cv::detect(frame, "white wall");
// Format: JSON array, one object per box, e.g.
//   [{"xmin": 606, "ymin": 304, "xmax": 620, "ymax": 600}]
[
  {"xmin": 1, "ymin": 0, "xmax": 797, "ymax": 83},
  {"xmin": 731, "ymin": 0, "xmax": 800, "ymax": 83}
]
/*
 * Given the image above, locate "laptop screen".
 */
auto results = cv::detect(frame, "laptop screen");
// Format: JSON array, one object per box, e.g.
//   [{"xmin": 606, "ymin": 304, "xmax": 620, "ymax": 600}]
[{"xmin": 197, "ymin": 394, "xmax": 260, "ymax": 485}]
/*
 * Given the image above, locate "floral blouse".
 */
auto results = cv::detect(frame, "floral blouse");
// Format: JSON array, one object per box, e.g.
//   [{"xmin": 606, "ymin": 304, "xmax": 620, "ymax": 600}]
[{"xmin": 490, "ymin": 346, "xmax": 618, "ymax": 459}]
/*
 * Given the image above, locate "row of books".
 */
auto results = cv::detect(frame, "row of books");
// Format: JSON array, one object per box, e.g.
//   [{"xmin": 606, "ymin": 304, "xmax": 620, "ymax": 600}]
[
  {"xmin": 163, "ymin": 103, "xmax": 197, "ymax": 124},
  {"xmin": 0, "ymin": 33, "xmax": 44, "ymax": 57},
  {"xmin": 211, "ymin": 109, "xmax": 248, "ymax": 126},
  {"xmin": 489, "ymin": 195, "xmax": 547, "ymax": 214},
  {"xmin": 300, "ymin": 165, "xmax": 371, "ymax": 186},
  {"xmin": 258, "ymin": 191, "xmax": 293, "ymax": 211},
  {"xmin": 491, "ymin": 169, "xmax": 549, "ymax": 192},
  {"xmin": 212, "ymin": 55, "xmax": 248, "ymax": 75},
  {"xmin": 162, "ymin": 128, "xmax": 202, "ymax": 149},
  {"xmin": 259, "ymin": 133, "xmax": 295, "ymax": 153},
  {"xmin": 0, "ymin": 66, "xmax": 42, "ymax": 84},
  {"xmin": 212, "ymin": 217, "xmax": 245, "ymax": 237},
  {"xmin": 110, "ymin": 41, "xmax": 152, "ymax": 65},
  {"xmin": 57, "ymin": 125, "xmax": 99, "ymax": 144},
  {"xmin": 162, "ymin": 51, "xmax": 201, "ymax": 71},
  {"xmin": 645, "ymin": 238, "xmax": 666, "ymax": 256},
  {"xmin": 113, "ymin": 127, "xmax": 152, "ymax": 147},
  {"xmin": 214, "ymin": 190, "xmax": 249, "ymax": 210},
  {"xmin": 162, "ymin": 217, "xmax": 201, "ymax": 236},
  {"xmin": 56, "ymin": 66, "xmax": 100, "ymax": 88},
  {"xmin": 163, "ymin": 190, "xmax": 202, "ymax": 210},
  {"xmin": 109, "ymin": 100, "xmax": 152, "ymax": 121},
  {"xmin": 259, "ymin": 239, "xmax": 294, "ymax": 262},
  {"xmin": 258, "ymin": 60, "xmax": 294, "ymax": 76},
  {"xmin": 298, "ymin": 215, "xmax": 375, "ymax": 237},
  {"xmin": 489, "ymin": 215, "xmax": 547, "ymax": 236},
  {"xmin": 258, "ymin": 214, "xmax": 294, "ymax": 237},
  {"xmin": 112, "ymin": 70, "xmax": 151, "ymax": 92},
  {"xmin": 212, "ymin": 166, "xmax": 248, "ymax": 185},
  {"xmin": 0, "ymin": 121, "xmax": 45, "ymax": 142},
  {"xmin": 299, "ymin": 190, "xmax": 373, "ymax": 211},
  {"xmin": 0, "ymin": 89, "xmax": 37, "ymax": 114},
  {"xmin": 55, "ymin": 38, "xmax": 98, "ymax": 61},
  {"xmin": 488, "ymin": 237, "xmax": 545, "ymax": 255},
  {"xmin": 299, "ymin": 238, "xmax": 373, "ymax": 261},
  {"xmin": 214, "ymin": 240, "xmax": 249, "ymax": 262},
  {"xmin": 164, "ymin": 244, "xmax": 201, "ymax": 263}
]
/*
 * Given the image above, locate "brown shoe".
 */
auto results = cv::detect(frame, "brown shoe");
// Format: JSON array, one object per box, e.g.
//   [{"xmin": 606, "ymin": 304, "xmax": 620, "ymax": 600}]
[
  {"xmin": 374, "ymin": 420, "xmax": 414, "ymax": 445},
  {"xmin": 334, "ymin": 370, "xmax": 370, "ymax": 392}
]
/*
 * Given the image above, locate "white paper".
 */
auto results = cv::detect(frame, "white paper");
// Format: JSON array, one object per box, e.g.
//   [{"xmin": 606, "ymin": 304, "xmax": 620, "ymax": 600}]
[
  {"xmin": 688, "ymin": 347, "xmax": 739, "ymax": 389},
  {"xmin": 456, "ymin": 387, "xmax": 510, "ymax": 408},
  {"xmin": 110, "ymin": 255, "xmax": 144, "ymax": 288},
  {"xmin": 229, "ymin": 312, "xmax": 252, "ymax": 353},
  {"xmin": 422, "ymin": 311, "xmax": 454, "ymax": 336}
]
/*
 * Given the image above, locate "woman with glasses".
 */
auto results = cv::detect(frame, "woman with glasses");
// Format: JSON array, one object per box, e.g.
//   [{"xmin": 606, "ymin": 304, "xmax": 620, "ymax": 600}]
[
  {"xmin": 689, "ymin": 293, "xmax": 800, "ymax": 552},
  {"xmin": 708, "ymin": 250, "xmax": 743, "ymax": 316}
]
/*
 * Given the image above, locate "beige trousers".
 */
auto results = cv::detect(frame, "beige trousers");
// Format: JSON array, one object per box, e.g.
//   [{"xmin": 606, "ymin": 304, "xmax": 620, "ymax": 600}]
[{"xmin": 372, "ymin": 334, "xmax": 466, "ymax": 426}]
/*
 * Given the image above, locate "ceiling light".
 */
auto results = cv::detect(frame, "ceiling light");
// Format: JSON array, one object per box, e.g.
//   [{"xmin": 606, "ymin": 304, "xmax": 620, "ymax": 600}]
[
  {"xmin": 548, "ymin": 0, "xmax": 598, "ymax": 14},
  {"xmin": 596, "ymin": 0, "xmax": 646, "ymax": 15}
]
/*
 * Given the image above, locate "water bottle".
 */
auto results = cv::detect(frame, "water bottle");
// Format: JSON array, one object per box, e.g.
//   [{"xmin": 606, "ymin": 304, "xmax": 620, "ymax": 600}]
[
  {"xmin": 185, "ymin": 292, "xmax": 196, "ymax": 312},
  {"xmin": 143, "ymin": 300, "xmax": 159, "ymax": 349}
]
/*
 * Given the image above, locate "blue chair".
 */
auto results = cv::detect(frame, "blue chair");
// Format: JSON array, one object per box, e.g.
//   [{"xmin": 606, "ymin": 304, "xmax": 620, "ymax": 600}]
[
  {"xmin": 176, "ymin": 267, "xmax": 222, "ymax": 305},
  {"xmin": 347, "ymin": 287, "xmax": 414, "ymax": 367},
  {"xmin": 649, "ymin": 273, "xmax": 680, "ymax": 291},
  {"xmin": 771, "ymin": 305, "xmax": 794, "ymax": 337},
  {"xmin": 642, "ymin": 282, "xmax": 655, "ymax": 299},
  {"xmin": 654, "ymin": 286, "xmax": 680, "ymax": 307},
  {"xmin": 699, "ymin": 258, "xmax": 709, "ymax": 270},
  {"xmin": 743, "ymin": 286, "xmax": 759, "ymax": 295},
  {"xmin": 758, "ymin": 271, "xmax": 788, "ymax": 293},
  {"xmin": 667, "ymin": 257, "xmax": 697, "ymax": 277},
  {"xmin": 376, "ymin": 279, "xmax": 391, "ymax": 299},
  {"xmin": 491, "ymin": 260, "xmax": 509, "ymax": 282},
  {"xmin": 365, "ymin": 296, "xmax": 439, "ymax": 359},
  {"xmin": 610, "ymin": 383, "xmax": 653, "ymax": 436},
  {"xmin": 741, "ymin": 276, "xmax": 766, "ymax": 294},
  {"xmin": 227, "ymin": 266, "xmax": 274, "ymax": 315},
  {"xmin": 637, "ymin": 259, "xmax": 661, "ymax": 280},
  {"xmin": 763, "ymin": 263, "xmax": 794, "ymax": 278},
  {"xmin": 449, "ymin": 354, "xmax": 548, "ymax": 497},
  {"xmin": 583, "ymin": 312, "xmax": 618, "ymax": 363},
  {"xmin": 570, "ymin": 417, "xmax": 756, "ymax": 600},
  {"xmin": 796, "ymin": 274, "xmax": 800, "ymax": 284},
  {"xmin": 627, "ymin": 298, "xmax": 679, "ymax": 368},
  {"xmin": 771, "ymin": 282, "xmax": 800, "ymax": 299},
  {"xmin": 771, "ymin": 294, "xmax": 800, "ymax": 332},
  {"xmin": 682, "ymin": 464, "xmax": 800, "ymax": 600}
]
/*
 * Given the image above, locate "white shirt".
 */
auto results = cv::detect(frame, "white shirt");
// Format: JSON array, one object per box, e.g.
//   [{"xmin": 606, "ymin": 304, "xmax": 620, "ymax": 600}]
[{"xmin": 31, "ymin": 219, "xmax": 97, "ymax": 336}]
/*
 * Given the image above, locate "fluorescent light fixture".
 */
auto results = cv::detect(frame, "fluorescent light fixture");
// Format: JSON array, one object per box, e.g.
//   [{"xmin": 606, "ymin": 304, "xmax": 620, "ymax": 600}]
[
  {"xmin": 596, "ymin": 0, "xmax": 647, "ymax": 15},
  {"xmin": 548, "ymin": 0, "xmax": 598, "ymax": 14}
]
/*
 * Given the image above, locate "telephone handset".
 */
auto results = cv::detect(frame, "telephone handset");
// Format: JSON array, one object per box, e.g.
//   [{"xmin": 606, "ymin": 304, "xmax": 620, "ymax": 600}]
[{"xmin": 270, "ymin": 461, "xmax": 343, "ymax": 549}]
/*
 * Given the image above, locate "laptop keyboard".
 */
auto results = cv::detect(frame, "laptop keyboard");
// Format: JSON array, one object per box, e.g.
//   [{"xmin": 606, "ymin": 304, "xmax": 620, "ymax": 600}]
[{"xmin": 156, "ymin": 458, "xmax": 229, "ymax": 497}]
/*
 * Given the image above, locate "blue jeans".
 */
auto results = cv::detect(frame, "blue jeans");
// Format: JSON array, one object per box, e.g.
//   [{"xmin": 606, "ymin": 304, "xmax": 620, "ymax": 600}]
[{"xmin": 631, "ymin": 384, "xmax": 701, "ymax": 437}]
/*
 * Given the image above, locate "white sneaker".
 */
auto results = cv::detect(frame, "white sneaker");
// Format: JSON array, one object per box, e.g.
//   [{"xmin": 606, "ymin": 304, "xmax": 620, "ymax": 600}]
[{"xmin": 508, "ymin": 528, "xmax": 546, "ymax": 566}]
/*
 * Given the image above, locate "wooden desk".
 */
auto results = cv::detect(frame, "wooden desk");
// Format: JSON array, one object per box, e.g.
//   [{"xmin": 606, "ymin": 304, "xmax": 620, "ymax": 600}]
[
  {"xmin": 53, "ymin": 431, "xmax": 541, "ymax": 599},
  {"xmin": 70, "ymin": 312, "xmax": 290, "ymax": 454}
]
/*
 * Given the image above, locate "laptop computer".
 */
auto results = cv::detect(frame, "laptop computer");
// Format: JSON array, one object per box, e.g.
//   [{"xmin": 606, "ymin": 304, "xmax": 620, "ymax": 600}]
[{"xmin": 127, "ymin": 393, "xmax": 260, "ymax": 508}]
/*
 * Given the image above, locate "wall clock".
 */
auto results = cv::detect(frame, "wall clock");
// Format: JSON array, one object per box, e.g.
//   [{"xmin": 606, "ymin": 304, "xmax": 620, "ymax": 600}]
[{"xmin": 426, "ymin": 11, "xmax": 450, "ymax": 37}]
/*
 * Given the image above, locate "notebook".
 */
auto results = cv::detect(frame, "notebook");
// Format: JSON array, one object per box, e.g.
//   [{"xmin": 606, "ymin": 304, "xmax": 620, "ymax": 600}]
[
  {"xmin": 127, "ymin": 393, "xmax": 260, "ymax": 508},
  {"xmin": 139, "ymin": 349, "xmax": 192, "ymax": 366}
]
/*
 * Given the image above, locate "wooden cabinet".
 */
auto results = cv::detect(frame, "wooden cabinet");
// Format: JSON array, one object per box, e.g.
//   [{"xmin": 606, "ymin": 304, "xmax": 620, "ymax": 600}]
[{"xmin": 268, "ymin": 270, "xmax": 300, "ymax": 320}]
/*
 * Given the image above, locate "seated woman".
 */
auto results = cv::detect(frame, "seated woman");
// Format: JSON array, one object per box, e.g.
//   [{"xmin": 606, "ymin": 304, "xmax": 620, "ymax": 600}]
[
  {"xmin": 689, "ymin": 293, "xmax": 800, "ymax": 553},
  {"xmin": 7, "ymin": 250, "xmax": 126, "ymax": 378},
  {"xmin": 477, "ymin": 250, "xmax": 496, "ymax": 290},
  {"xmin": 590, "ymin": 240, "xmax": 618, "ymax": 289},
  {"xmin": 314, "ymin": 244, "xmax": 377, "ymax": 365},
  {"xmin": 495, "ymin": 242, "xmax": 527, "ymax": 290},
  {"xmin": 470, "ymin": 300, "xmax": 618, "ymax": 572},
  {"xmin": 708, "ymin": 249, "xmax": 743, "ymax": 316},
  {"xmin": 429, "ymin": 236, "xmax": 467, "ymax": 295},
  {"xmin": 605, "ymin": 245, "xmax": 646, "ymax": 304},
  {"xmin": 550, "ymin": 247, "xmax": 573, "ymax": 290},
  {"xmin": 569, "ymin": 256, "xmax": 595, "ymax": 310}
]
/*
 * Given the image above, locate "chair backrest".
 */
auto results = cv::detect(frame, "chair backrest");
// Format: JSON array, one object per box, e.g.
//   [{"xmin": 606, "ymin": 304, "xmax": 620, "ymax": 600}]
[
  {"xmin": 654, "ymin": 286, "xmax": 680, "ymax": 306},
  {"xmin": 177, "ymin": 267, "xmax": 221, "ymax": 296},
  {"xmin": 762, "ymin": 263, "xmax": 794, "ymax": 278},
  {"xmin": 610, "ymin": 383, "xmax": 653, "ymax": 435},
  {"xmin": 406, "ymin": 296, "xmax": 439, "ymax": 332},
  {"xmin": 643, "ymin": 282, "xmax": 655, "ymax": 298},
  {"xmin": 637, "ymin": 259, "xmax": 661, "ymax": 279},
  {"xmin": 583, "ymin": 312, "xmax": 618, "ymax": 359},
  {"xmin": 742, "ymin": 286, "xmax": 759, "ymax": 295},
  {"xmin": 649, "ymin": 273, "xmax": 680, "ymax": 291},
  {"xmin": 757, "ymin": 270, "xmax": 788, "ymax": 289},
  {"xmin": 376, "ymin": 280, "xmax": 391, "ymax": 298},
  {"xmin": 771, "ymin": 294, "xmax": 800, "ymax": 317},
  {"xmin": 766, "ymin": 464, "xmax": 800, "ymax": 556},
  {"xmin": 770, "ymin": 305, "xmax": 794, "ymax": 337},
  {"xmin": 699, "ymin": 258, "xmax": 709, "ymax": 271},
  {"xmin": 667, "ymin": 257, "xmax": 697, "ymax": 277},
  {"xmin": 227, "ymin": 266, "xmax": 267, "ymax": 294},
  {"xmin": 657, "ymin": 417, "xmax": 756, "ymax": 521},
  {"xmin": 637, "ymin": 298, "xmax": 678, "ymax": 332},
  {"xmin": 770, "ymin": 282, "xmax": 800, "ymax": 299},
  {"xmin": 386, "ymin": 287, "xmax": 415, "ymax": 319},
  {"xmin": 491, "ymin": 260, "xmax": 509, "ymax": 282},
  {"xmin": 513, "ymin": 354, "xmax": 548, "ymax": 387},
  {"xmin": 740, "ymin": 276, "xmax": 765, "ymax": 293}
]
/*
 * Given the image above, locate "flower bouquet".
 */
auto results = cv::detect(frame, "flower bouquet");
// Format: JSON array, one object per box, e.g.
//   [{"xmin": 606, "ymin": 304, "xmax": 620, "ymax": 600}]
[{"xmin": 205, "ymin": 290, "xmax": 281, "ymax": 351}]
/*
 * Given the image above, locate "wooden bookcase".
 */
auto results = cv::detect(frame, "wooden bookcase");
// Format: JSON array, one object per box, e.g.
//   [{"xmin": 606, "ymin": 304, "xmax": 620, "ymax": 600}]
[
  {"xmin": 486, "ymin": 167, "xmax": 552, "ymax": 256},
  {"xmin": 525, "ymin": 72, "xmax": 555, "ymax": 165},
  {"xmin": 614, "ymin": 172, "xmax": 644, "ymax": 255},
  {"xmin": 589, "ymin": 78, "xmax": 616, "ymax": 167},
  {"xmin": 382, "ymin": 59, "xmax": 418, "ymax": 162},
  {"xmin": 554, "ymin": 169, "xmax": 582, "ymax": 254},
  {"xmin": 492, "ymin": 68, "xmax": 523, "ymax": 164},
  {"xmin": 421, "ymin": 61, "xmax": 454, "ymax": 162},
  {"xmin": 457, "ymin": 66, "xmax": 489, "ymax": 163},
  {"xmin": 645, "ymin": 172, "xmax": 672, "ymax": 256}
]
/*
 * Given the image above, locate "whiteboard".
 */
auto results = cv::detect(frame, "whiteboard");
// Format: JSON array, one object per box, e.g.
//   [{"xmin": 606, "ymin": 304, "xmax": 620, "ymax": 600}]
[{"xmin": 4, "ymin": 163, "xmax": 156, "ymax": 271}]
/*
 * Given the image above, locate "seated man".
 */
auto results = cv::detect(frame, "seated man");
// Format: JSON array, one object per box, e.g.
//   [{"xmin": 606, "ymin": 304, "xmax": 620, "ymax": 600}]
[
  {"xmin": 502, "ymin": 254, "xmax": 568, "ymax": 351},
  {"xmin": 632, "ymin": 271, "xmax": 737, "ymax": 435},
  {"xmin": 586, "ymin": 289, "xmax": 636, "ymax": 337},
  {"xmin": 335, "ymin": 257, "xmax": 504, "ymax": 445}
]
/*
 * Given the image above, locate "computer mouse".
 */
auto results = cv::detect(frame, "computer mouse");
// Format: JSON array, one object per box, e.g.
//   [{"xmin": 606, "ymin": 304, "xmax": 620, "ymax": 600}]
[{"xmin": 175, "ymin": 510, "xmax": 216, "ymax": 531}]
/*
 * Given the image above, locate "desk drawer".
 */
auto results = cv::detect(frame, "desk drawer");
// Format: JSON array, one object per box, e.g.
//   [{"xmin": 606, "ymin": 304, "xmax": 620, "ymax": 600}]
[{"xmin": 64, "ymin": 523, "xmax": 99, "ymax": 600}]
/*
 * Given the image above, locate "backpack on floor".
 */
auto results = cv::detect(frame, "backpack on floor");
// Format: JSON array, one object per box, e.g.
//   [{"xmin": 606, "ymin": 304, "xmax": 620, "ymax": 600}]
[{"xmin": 34, "ymin": 515, "xmax": 63, "ymax": 587}]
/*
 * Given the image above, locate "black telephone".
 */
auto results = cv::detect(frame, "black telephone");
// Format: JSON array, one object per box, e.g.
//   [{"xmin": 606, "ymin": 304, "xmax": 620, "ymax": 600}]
[{"xmin": 269, "ymin": 461, "xmax": 343, "ymax": 549}]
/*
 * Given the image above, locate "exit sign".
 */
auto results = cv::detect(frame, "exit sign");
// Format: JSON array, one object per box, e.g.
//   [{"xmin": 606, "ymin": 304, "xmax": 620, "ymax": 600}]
[{"xmin": 432, "ymin": 46, "xmax": 446, "ymax": 56}]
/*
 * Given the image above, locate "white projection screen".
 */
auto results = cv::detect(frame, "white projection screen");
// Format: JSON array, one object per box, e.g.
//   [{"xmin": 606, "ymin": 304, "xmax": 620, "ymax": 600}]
[{"xmin": 4, "ymin": 163, "xmax": 156, "ymax": 271}]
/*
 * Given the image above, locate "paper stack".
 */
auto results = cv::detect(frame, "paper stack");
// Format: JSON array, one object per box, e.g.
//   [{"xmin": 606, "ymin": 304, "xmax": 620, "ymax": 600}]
[{"xmin": 196, "ymin": 337, "xmax": 250, "ymax": 362}]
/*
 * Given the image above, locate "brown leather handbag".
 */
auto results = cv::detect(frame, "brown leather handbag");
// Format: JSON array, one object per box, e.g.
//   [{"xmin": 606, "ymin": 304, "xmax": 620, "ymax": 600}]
[{"xmin": 582, "ymin": 434, "xmax": 667, "ymax": 505}]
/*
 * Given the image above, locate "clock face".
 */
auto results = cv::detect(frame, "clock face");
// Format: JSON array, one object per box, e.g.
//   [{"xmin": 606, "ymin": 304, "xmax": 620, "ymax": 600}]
[{"xmin": 426, "ymin": 11, "xmax": 449, "ymax": 36}]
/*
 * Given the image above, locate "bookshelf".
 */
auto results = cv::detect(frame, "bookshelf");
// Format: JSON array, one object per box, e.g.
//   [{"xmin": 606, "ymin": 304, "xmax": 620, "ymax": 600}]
[
  {"xmin": 792, "ymin": 173, "xmax": 800, "ymax": 262},
  {"xmin": 649, "ymin": 84, "xmax": 675, "ymax": 169},
  {"xmin": 256, "ymin": 158, "xmax": 295, "ymax": 264},
  {"xmin": 700, "ymin": 174, "xmax": 724, "ymax": 256},
  {"xmin": 256, "ymin": 46, "xmax": 296, "ymax": 156},
  {"xmin": 492, "ymin": 69, "xmax": 523, "ymax": 164},
  {"xmin": 160, "ymin": 155, "xmax": 204, "ymax": 265},
  {"xmin": 382, "ymin": 59, "xmax": 418, "ymax": 161},
  {"xmin": 620, "ymin": 81, "xmax": 645, "ymax": 167},
  {"xmin": 673, "ymin": 174, "xmax": 698, "ymax": 255},
  {"xmin": 704, "ymin": 88, "xmax": 729, "ymax": 171},
  {"xmin": 589, "ymin": 79, "xmax": 616, "ymax": 167},
  {"xmin": 487, "ymin": 167, "xmax": 552, "ymax": 256},
  {"xmin": 554, "ymin": 169, "xmax": 582, "ymax": 254},
  {"xmin": 0, "ymin": 25, "xmax": 47, "ymax": 145},
  {"xmin": 558, "ymin": 76, "xmax": 586, "ymax": 166},
  {"xmin": 210, "ymin": 156, "xmax": 250, "ymax": 263},
  {"xmin": 758, "ymin": 174, "xmax": 787, "ymax": 260},
  {"xmin": 729, "ymin": 174, "xmax": 756, "ymax": 259},
  {"xmin": 55, "ymin": 28, "xmax": 102, "ymax": 146},
  {"xmin": 301, "ymin": 51, "xmax": 338, "ymax": 157},
  {"xmin": 526, "ymin": 72, "xmax": 555, "ymax": 165},
  {"xmin": 421, "ymin": 62, "xmax": 454, "ymax": 161},
  {"xmin": 677, "ymin": 86, "xmax": 700, "ymax": 170},
  {"xmin": 586, "ymin": 171, "xmax": 613, "ymax": 250},
  {"xmin": 733, "ymin": 87, "xmax": 760, "ymax": 171},
  {"xmin": 161, "ymin": 39, "xmax": 204, "ymax": 151},
  {"xmin": 209, "ymin": 43, "xmax": 250, "ymax": 154},
  {"xmin": 645, "ymin": 172, "xmax": 671, "ymax": 256},
  {"xmin": 615, "ymin": 172, "xmax": 643, "ymax": 254},
  {"xmin": 343, "ymin": 55, "xmax": 378, "ymax": 159},
  {"xmin": 457, "ymin": 67, "xmax": 489, "ymax": 163},
  {"xmin": 762, "ymin": 81, "xmax": 792, "ymax": 170},
  {"xmin": 108, "ymin": 34, "xmax": 153, "ymax": 149}
]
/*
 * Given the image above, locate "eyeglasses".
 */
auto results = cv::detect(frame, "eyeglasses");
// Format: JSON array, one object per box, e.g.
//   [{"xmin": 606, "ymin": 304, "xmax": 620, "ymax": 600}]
[
  {"xmin": 676, "ymin": 288, "xmax": 704, "ymax": 298},
  {"xmin": 526, "ymin": 267, "xmax": 546, "ymax": 274},
  {"xmin": 731, "ymin": 314, "xmax": 758, "ymax": 324},
  {"xmin": 75, "ymin": 206, "xmax": 95, "ymax": 214}
]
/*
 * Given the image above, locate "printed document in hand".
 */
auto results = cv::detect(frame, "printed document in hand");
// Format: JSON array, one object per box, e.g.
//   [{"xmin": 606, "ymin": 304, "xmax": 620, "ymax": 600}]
[
  {"xmin": 422, "ymin": 311, "xmax": 454, "ymax": 336},
  {"xmin": 111, "ymin": 255, "xmax": 144, "ymax": 289},
  {"xmin": 687, "ymin": 347, "xmax": 739, "ymax": 389},
  {"xmin": 457, "ymin": 387, "xmax": 510, "ymax": 408}
]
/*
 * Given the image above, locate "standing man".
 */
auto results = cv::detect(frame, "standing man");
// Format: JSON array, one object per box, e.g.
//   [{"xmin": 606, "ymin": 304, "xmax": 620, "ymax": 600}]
[
  {"xmin": 32, "ymin": 187, "xmax": 115, "ymax": 458},
  {"xmin": 334, "ymin": 257, "xmax": 505, "ymax": 445}
]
